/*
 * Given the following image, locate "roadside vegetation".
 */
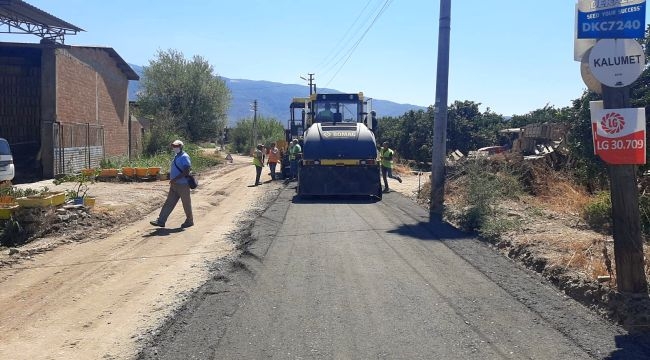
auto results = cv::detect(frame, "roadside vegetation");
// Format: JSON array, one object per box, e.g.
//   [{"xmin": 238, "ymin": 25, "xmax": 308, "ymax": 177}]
[
  {"xmin": 381, "ymin": 26, "xmax": 650, "ymax": 267},
  {"xmin": 229, "ymin": 115, "xmax": 286, "ymax": 154}
]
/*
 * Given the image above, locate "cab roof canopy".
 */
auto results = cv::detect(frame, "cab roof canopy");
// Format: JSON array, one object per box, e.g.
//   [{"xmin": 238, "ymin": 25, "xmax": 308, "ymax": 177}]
[{"xmin": 0, "ymin": 0, "xmax": 84, "ymax": 44}]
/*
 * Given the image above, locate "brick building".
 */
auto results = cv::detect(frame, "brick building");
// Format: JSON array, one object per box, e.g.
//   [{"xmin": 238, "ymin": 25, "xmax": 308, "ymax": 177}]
[
  {"xmin": 0, "ymin": 42, "xmax": 140, "ymax": 180},
  {"xmin": 1, "ymin": 0, "xmax": 141, "ymax": 181}
]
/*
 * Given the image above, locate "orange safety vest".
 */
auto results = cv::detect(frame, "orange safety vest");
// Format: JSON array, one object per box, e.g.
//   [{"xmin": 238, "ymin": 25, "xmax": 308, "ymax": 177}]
[{"xmin": 268, "ymin": 147, "xmax": 280, "ymax": 163}]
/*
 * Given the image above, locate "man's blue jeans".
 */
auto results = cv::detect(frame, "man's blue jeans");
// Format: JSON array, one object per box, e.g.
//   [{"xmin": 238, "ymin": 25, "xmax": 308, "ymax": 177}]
[{"xmin": 290, "ymin": 160, "xmax": 298, "ymax": 179}]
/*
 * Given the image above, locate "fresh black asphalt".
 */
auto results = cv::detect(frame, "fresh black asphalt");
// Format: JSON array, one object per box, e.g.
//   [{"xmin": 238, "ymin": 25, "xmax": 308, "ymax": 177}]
[{"xmin": 138, "ymin": 186, "xmax": 650, "ymax": 360}]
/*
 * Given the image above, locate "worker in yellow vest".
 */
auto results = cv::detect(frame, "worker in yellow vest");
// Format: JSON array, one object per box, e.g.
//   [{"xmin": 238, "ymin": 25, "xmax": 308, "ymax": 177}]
[
  {"xmin": 252, "ymin": 144, "xmax": 265, "ymax": 186},
  {"xmin": 380, "ymin": 141, "xmax": 402, "ymax": 192},
  {"xmin": 289, "ymin": 139, "xmax": 302, "ymax": 180}
]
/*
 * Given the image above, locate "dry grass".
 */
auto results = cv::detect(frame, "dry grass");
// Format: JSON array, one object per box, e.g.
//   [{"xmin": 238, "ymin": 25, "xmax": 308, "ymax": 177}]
[
  {"xmin": 393, "ymin": 162, "xmax": 413, "ymax": 176},
  {"xmin": 537, "ymin": 180, "xmax": 592, "ymax": 214},
  {"xmin": 434, "ymin": 158, "xmax": 650, "ymax": 287}
]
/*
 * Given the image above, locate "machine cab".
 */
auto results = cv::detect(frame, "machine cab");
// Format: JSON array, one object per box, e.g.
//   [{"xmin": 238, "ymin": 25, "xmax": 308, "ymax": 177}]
[{"xmin": 311, "ymin": 93, "xmax": 366, "ymax": 124}]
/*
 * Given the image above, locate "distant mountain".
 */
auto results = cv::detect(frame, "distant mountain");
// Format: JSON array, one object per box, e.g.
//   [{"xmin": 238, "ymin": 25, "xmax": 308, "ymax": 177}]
[{"xmin": 128, "ymin": 64, "xmax": 425, "ymax": 127}]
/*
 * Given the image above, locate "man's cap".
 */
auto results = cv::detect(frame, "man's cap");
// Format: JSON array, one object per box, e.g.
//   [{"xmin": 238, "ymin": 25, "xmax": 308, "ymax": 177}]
[
  {"xmin": 171, "ymin": 140, "xmax": 184, "ymax": 147},
  {"xmin": 382, "ymin": 141, "xmax": 389, "ymax": 146}
]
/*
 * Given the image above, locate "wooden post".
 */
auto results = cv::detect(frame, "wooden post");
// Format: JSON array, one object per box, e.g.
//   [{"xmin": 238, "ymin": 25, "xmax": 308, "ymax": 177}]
[{"xmin": 602, "ymin": 84, "xmax": 648, "ymax": 294}]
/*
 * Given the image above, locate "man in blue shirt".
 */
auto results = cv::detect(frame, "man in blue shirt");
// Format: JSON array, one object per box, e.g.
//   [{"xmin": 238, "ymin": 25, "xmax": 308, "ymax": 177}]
[{"xmin": 150, "ymin": 139, "xmax": 194, "ymax": 228}]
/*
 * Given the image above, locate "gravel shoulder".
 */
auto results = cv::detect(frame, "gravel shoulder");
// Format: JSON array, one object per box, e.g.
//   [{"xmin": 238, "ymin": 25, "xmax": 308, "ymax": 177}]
[{"xmin": 0, "ymin": 154, "xmax": 284, "ymax": 360}]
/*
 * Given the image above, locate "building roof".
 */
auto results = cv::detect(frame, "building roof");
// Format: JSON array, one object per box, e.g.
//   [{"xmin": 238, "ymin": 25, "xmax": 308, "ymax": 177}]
[
  {"xmin": 72, "ymin": 45, "xmax": 139, "ymax": 81},
  {"xmin": 0, "ymin": 42, "xmax": 139, "ymax": 80},
  {"xmin": 0, "ymin": 0, "xmax": 84, "ymax": 43}
]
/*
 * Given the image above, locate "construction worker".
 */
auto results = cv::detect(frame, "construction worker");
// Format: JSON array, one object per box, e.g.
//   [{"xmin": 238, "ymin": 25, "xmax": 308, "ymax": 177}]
[
  {"xmin": 252, "ymin": 144, "xmax": 265, "ymax": 186},
  {"xmin": 289, "ymin": 139, "xmax": 302, "ymax": 180},
  {"xmin": 267, "ymin": 142, "xmax": 280, "ymax": 180},
  {"xmin": 380, "ymin": 141, "xmax": 402, "ymax": 192}
]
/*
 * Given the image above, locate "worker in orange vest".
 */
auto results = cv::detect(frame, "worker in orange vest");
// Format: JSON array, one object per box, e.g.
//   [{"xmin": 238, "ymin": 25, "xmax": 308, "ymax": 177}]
[{"xmin": 267, "ymin": 142, "xmax": 280, "ymax": 180}]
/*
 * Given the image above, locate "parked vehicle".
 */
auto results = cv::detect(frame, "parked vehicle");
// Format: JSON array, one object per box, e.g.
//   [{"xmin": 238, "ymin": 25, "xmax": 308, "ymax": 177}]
[{"xmin": 0, "ymin": 138, "xmax": 15, "ymax": 184}]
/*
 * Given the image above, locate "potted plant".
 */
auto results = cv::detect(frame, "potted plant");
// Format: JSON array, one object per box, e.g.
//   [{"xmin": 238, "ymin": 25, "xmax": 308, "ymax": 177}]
[
  {"xmin": 135, "ymin": 167, "xmax": 149, "ymax": 177},
  {"xmin": 81, "ymin": 168, "xmax": 97, "ymax": 177},
  {"xmin": 55, "ymin": 173, "xmax": 92, "ymax": 205},
  {"xmin": 0, "ymin": 202, "xmax": 19, "ymax": 219},
  {"xmin": 83, "ymin": 195, "xmax": 96, "ymax": 207},
  {"xmin": 148, "ymin": 166, "xmax": 162, "ymax": 176},
  {"xmin": 0, "ymin": 186, "xmax": 14, "ymax": 204},
  {"xmin": 15, "ymin": 187, "xmax": 64, "ymax": 208},
  {"xmin": 121, "ymin": 161, "xmax": 135, "ymax": 177},
  {"xmin": 99, "ymin": 158, "xmax": 119, "ymax": 178},
  {"xmin": 99, "ymin": 168, "xmax": 119, "ymax": 177}
]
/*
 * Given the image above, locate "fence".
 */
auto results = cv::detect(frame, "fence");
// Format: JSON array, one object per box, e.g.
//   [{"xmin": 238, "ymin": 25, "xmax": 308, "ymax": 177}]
[{"xmin": 53, "ymin": 122, "xmax": 104, "ymax": 175}]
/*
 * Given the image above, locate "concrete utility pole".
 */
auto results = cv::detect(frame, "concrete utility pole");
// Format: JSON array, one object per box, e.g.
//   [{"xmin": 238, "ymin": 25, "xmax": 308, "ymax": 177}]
[
  {"xmin": 301, "ymin": 73, "xmax": 315, "ymax": 95},
  {"xmin": 602, "ymin": 85, "xmax": 648, "ymax": 294},
  {"xmin": 430, "ymin": 0, "xmax": 451, "ymax": 222}
]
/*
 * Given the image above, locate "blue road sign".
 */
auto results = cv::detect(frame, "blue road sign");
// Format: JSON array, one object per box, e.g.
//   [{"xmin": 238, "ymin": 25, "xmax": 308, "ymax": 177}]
[{"xmin": 577, "ymin": 0, "xmax": 646, "ymax": 39}]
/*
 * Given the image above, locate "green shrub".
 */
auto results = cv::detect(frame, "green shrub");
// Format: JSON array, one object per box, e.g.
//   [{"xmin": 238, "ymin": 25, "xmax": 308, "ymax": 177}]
[
  {"xmin": 451, "ymin": 159, "xmax": 522, "ymax": 240},
  {"xmin": 0, "ymin": 186, "xmax": 41, "ymax": 198},
  {"xmin": 582, "ymin": 191, "xmax": 611, "ymax": 234},
  {"xmin": 479, "ymin": 216, "xmax": 521, "ymax": 243}
]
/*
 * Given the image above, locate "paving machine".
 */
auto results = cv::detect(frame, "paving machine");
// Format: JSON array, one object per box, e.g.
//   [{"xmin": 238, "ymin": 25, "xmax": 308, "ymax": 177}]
[
  {"xmin": 297, "ymin": 92, "xmax": 381, "ymax": 199},
  {"xmin": 280, "ymin": 97, "xmax": 309, "ymax": 179}
]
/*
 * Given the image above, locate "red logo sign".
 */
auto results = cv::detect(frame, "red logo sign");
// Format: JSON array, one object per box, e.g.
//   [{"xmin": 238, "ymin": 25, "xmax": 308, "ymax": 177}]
[
  {"xmin": 591, "ymin": 108, "xmax": 646, "ymax": 165},
  {"xmin": 601, "ymin": 112, "xmax": 625, "ymax": 134}
]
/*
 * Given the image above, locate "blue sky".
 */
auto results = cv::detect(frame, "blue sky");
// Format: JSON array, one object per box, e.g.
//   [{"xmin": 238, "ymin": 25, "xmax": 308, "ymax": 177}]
[{"xmin": 3, "ymin": 1, "xmax": 648, "ymax": 116}]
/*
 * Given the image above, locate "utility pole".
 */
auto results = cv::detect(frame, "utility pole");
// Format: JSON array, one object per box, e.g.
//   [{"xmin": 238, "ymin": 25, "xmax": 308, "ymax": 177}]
[
  {"xmin": 301, "ymin": 73, "xmax": 315, "ymax": 95},
  {"xmin": 250, "ymin": 99, "xmax": 258, "ymax": 150},
  {"xmin": 430, "ymin": 0, "xmax": 451, "ymax": 222},
  {"xmin": 602, "ymin": 85, "xmax": 648, "ymax": 294}
]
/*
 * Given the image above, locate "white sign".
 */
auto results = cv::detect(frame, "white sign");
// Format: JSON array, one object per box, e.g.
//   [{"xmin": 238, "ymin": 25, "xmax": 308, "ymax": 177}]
[
  {"xmin": 590, "ymin": 105, "xmax": 647, "ymax": 164},
  {"xmin": 588, "ymin": 38, "xmax": 645, "ymax": 87}
]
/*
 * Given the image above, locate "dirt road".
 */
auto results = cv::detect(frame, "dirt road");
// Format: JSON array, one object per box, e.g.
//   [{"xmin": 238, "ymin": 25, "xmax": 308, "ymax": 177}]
[{"xmin": 0, "ymin": 155, "xmax": 285, "ymax": 359}]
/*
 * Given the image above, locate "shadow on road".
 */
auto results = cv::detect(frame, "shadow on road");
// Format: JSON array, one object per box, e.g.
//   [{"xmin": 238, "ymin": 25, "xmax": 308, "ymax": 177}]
[
  {"xmin": 291, "ymin": 195, "xmax": 381, "ymax": 204},
  {"xmin": 387, "ymin": 219, "xmax": 471, "ymax": 242},
  {"xmin": 143, "ymin": 227, "xmax": 185, "ymax": 237},
  {"xmin": 606, "ymin": 333, "xmax": 650, "ymax": 359}
]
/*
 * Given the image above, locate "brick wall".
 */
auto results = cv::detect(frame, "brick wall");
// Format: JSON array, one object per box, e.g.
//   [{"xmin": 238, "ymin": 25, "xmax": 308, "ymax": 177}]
[{"xmin": 55, "ymin": 47, "xmax": 129, "ymax": 157}]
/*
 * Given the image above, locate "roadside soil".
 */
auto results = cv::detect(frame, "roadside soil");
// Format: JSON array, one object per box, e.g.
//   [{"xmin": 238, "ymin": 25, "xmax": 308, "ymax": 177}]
[{"xmin": 0, "ymin": 154, "xmax": 284, "ymax": 360}]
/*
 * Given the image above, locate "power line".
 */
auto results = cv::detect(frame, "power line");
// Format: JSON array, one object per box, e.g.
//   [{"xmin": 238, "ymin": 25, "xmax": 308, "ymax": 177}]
[
  {"xmin": 323, "ymin": 0, "xmax": 394, "ymax": 88},
  {"xmin": 315, "ymin": 0, "xmax": 379, "ymax": 72}
]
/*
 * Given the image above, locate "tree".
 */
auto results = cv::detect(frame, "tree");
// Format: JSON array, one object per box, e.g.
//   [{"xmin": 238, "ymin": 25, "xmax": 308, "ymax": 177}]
[
  {"xmin": 230, "ymin": 116, "xmax": 285, "ymax": 154},
  {"xmin": 137, "ymin": 49, "xmax": 231, "ymax": 150},
  {"xmin": 446, "ymin": 100, "xmax": 505, "ymax": 154}
]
